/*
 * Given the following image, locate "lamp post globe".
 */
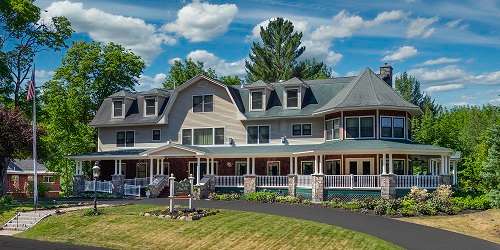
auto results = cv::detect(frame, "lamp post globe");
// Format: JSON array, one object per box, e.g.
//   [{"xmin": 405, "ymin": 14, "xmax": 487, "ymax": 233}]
[{"xmin": 92, "ymin": 161, "xmax": 100, "ymax": 213}]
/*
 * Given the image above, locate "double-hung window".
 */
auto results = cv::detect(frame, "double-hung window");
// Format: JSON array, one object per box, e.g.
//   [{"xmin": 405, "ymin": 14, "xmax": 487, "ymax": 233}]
[
  {"xmin": 285, "ymin": 88, "xmax": 299, "ymax": 109},
  {"xmin": 380, "ymin": 116, "xmax": 405, "ymax": 139},
  {"xmin": 181, "ymin": 128, "xmax": 224, "ymax": 145},
  {"xmin": 112, "ymin": 99, "xmax": 124, "ymax": 118},
  {"xmin": 292, "ymin": 123, "xmax": 312, "ymax": 136},
  {"xmin": 325, "ymin": 118, "xmax": 340, "ymax": 140},
  {"xmin": 193, "ymin": 95, "xmax": 213, "ymax": 112},
  {"xmin": 247, "ymin": 125, "xmax": 270, "ymax": 144},
  {"xmin": 116, "ymin": 131, "xmax": 134, "ymax": 147},
  {"xmin": 250, "ymin": 91, "xmax": 264, "ymax": 111},
  {"xmin": 345, "ymin": 117, "xmax": 374, "ymax": 139},
  {"xmin": 144, "ymin": 97, "xmax": 157, "ymax": 116},
  {"xmin": 152, "ymin": 129, "xmax": 161, "ymax": 141}
]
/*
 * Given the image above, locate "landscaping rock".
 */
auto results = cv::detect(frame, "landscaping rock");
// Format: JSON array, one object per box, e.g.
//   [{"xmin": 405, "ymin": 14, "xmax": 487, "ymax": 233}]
[
  {"xmin": 165, "ymin": 215, "xmax": 171, "ymax": 219},
  {"xmin": 144, "ymin": 213, "xmax": 151, "ymax": 217}
]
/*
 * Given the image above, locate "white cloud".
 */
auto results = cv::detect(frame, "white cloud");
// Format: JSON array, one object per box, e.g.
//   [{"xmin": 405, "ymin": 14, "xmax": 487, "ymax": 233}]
[
  {"xmin": 365, "ymin": 10, "xmax": 407, "ymax": 27},
  {"xmin": 168, "ymin": 57, "xmax": 182, "ymax": 65},
  {"xmin": 406, "ymin": 17, "xmax": 438, "ymax": 38},
  {"xmin": 424, "ymin": 83, "xmax": 464, "ymax": 93},
  {"xmin": 489, "ymin": 97, "xmax": 500, "ymax": 105},
  {"xmin": 408, "ymin": 65, "xmax": 467, "ymax": 82},
  {"xmin": 187, "ymin": 50, "xmax": 246, "ymax": 76},
  {"xmin": 445, "ymin": 19, "xmax": 468, "ymax": 30},
  {"xmin": 417, "ymin": 57, "xmax": 461, "ymax": 66},
  {"xmin": 470, "ymin": 71, "xmax": 500, "ymax": 85},
  {"xmin": 382, "ymin": 46, "xmax": 418, "ymax": 61},
  {"xmin": 249, "ymin": 18, "xmax": 308, "ymax": 40},
  {"xmin": 137, "ymin": 73, "xmax": 166, "ymax": 91},
  {"xmin": 162, "ymin": 1, "xmax": 238, "ymax": 42},
  {"xmin": 41, "ymin": 1, "xmax": 175, "ymax": 64},
  {"xmin": 35, "ymin": 69, "xmax": 54, "ymax": 83}
]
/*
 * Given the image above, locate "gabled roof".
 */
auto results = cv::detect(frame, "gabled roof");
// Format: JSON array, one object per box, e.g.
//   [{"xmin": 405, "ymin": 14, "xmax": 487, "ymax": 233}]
[
  {"xmin": 279, "ymin": 77, "xmax": 306, "ymax": 86},
  {"xmin": 8, "ymin": 159, "xmax": 51, "ymax": 174},
  {"xmin": 109, "ymin": 90, "xmax": 136, "ymax": 99},
  {"xmin": 314, "ymin": 68, "xmax": 420, "ymax": 114},
  {"xmin": 244, "ymin": 80, "xmax": 273, "ymax": 89}
]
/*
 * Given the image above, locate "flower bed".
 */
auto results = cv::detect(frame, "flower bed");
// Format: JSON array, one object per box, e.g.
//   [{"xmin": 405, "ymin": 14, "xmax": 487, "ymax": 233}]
[{"xmin": 141, "ymin": 208, "xmax": 219, "ymax": 221}]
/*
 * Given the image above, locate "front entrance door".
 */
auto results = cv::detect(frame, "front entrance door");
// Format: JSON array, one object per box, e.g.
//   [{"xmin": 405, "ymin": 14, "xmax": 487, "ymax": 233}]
[
  {"xmin": 267, "ymin": 161, "xmax": 280, "ymax": 176},
  {"xmin": 346, "ymin": 159, "xmax": 374, "ymax": 175},
  {"xmin": 189, "ymin": 162, "xmax": 208, "ymax": 180}
]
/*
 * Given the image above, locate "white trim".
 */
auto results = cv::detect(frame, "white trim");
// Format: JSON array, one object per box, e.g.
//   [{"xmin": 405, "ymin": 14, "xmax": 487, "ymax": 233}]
[
  {"xmin": 111, "ymin": 98, "xmax": 125, "ymax": 119},
  {"xmin": 380, "ymin": 116, "xmax": 406, "ymax": 139},
  {"xmin": 141, "ymin": 143, "xmax": 205, "ymax": 156},
  {"xmin": 325, "ymin": 118, "xmax": 341, "ymax": 141},
  {"xmin": 345, "ymin": 158, "xmax": 375, "ymax": 175},
  {"xmin": 266, "ymin": 161, "xmax": 281, "ymax": 176},
  {"xmin": 116, "ymin": 130, "xmax": 135, "ymax": 147},
  {"xmin": 152, "ymin": 129, "xmax": 161, "ymax": 142},
  {"xmin": 379, "ymin": 157, "xmax": 406, "ymax": 175},
  {"xmin": 344, "ymin": 116, "xmax": 376, "ymax": 139},
  {"xmin": 324, "ymin": 159, "xmax": 341, "ymax": 175},
  {"xmin": 284, "ymin": 87, "xmax": 301, "ymax": 109},
  {"xmin": 249, "ymin": 90, "xmax": 265, "ymax": 111},
  {"xmin": 143, "ymin": 96, "xmax": 158, "ymax": 117},
  {"xmin": 291, "ymin": 123, "xmax": 312, "ymax": 137},
  {"xmin": 300, "ymin": 160, "xmax": 314, "ymax": 175},
  {"xmin": 246, "ymin": 124, "xmax": 271, "ymax": 144},
  {"xmin": 189, "ymin": 160, "xmax": 219, "ymax": 175},
  {"xmin": 181, "ymin": 127, "xmax": 225, "ymax": 146}
]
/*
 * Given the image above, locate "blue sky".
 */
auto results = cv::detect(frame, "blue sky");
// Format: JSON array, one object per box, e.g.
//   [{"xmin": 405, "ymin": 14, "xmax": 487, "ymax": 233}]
[{"xmin": 33, "ymin": 0, "xmax": 500, "ymax": 106}]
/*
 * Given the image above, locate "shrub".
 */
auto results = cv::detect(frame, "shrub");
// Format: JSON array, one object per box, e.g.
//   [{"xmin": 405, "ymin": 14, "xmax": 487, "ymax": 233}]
[
  {"xmin": 83, "ymin": 208, "xmax": 102, "ymax": 216},
  {"xmin": 408, "ymin": 186, "xmax": 429, "ymax": 202},
  {"xmin": 210, "ymin": 193, "xmax": 241, "ymax": 201},
  {"xmin": 0, "ymin": 196, "xmax": 14, "ymax": 206},
  {"xmin": 452, "ymin": 195, "xmax": 491, "ymax": 210},
  {"xmin": 243, "ymin": 191, "xmax": 278, "ymax": 203},
  {"xmin": 374, "ymin": 199, "xmax": 401, "ymax": 216},
  {"xmin": 275, "ymin": 195, "xmax": 301, "ymax": 204}
]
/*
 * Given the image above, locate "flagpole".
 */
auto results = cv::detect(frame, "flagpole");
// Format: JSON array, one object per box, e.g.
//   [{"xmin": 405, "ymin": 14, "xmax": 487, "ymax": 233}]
[{"xmin": 32, "ymin": 64, "xmax": 38, "ymax": 211}]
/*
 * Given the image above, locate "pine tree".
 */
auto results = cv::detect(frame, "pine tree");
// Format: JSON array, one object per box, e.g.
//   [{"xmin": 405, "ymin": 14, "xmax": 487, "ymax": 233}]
[{"xmin": 481, "ymin": 124, "xmax": 500, "ymax": 207}]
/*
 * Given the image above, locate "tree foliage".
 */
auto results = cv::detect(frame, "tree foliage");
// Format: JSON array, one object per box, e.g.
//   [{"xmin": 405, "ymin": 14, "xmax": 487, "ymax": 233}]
[
  {"xmin": 40, "ymin": 41, "xmax": 144, "ymax": 194},
  {"xmin": 395, "ymin": 72, "xmax": 441, "ymax": 115},
  {"xmin": 245, "ymin": 18, "xmax": 327, "ymax": 82},
  {"xmin": 0, "ymin": 0, "xmax": 73, "ymax": 108},
  {"xmin": 481, "ymin": 124, "xmax": 500, "ymax": 207},
  {"xmin": 0, "ymin": 107, "xmax": 33, "ymax": 194}
]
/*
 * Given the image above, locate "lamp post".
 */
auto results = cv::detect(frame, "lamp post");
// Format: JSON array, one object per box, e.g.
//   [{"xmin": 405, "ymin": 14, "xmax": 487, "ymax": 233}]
[{"xmin": 92, "ymin": 161, "xmax": 101, "ymax": 214}]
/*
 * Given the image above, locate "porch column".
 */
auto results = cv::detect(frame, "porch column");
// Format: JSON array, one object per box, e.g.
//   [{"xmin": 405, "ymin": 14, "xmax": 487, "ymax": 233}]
[
  {"xmin": 156, "ymin": 158, "xmax": 160, "ymax": 176},
  {"xmin": 114, "ymin": 160, "xmax": 118, "ymax": 175},
  {"xmin": 289, "ymin": 157, "xmax": 293, "ymax": 174},
  {"xmin": 252, "ymin": 157, "xmax": 256, "ymax": 175},
  {"xmin": 118, "ymin": 159, "xmax": 122, "ymax": 175},
  {"xmin": 211, "ymin": 158, "xmax": 215, "ymax": 175},
  {"xmin": 314, "ymin": 155, "xmax": 318, "ymax": 174},
  {"xmin": 382, "ymin": 154, "xmax": 387, "ymax": 174},
  {"xmin": 196, "ymin": 157, "xmax": 201, "ymax": 183},
  {"xmin": 440, "ymin": 155, "xmax": 445, "ymax": 175},
  {"xmin": 388, "ymin": 154, "xmax": 394, "ymax": 174},
  {"xmin": 294, "ymin": 157, "xmax": 298, "ymax": 175},
  {"xmin": 246, "ymin": 157, "xmax": 250, "ymax": 175},
  {"xmin": 319, "ymin": 155, "xmax": 323, "ymax": 174},
  {"xmin": 149, "ymin": 158, "xmax": 154, "ymax": 183},
  {"xmin": 160, "ymin": 158, "xmax": 164, "ymax": 175}
]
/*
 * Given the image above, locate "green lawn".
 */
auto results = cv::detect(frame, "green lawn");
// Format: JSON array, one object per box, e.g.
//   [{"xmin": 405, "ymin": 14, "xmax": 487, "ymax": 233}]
[
  {"xmin": 0, "ymin": 205, "xmax": 33, "ymax": 225},
  {"xmin": 18, "ymin": 204, "xmax": 401, "ymax": 250}
]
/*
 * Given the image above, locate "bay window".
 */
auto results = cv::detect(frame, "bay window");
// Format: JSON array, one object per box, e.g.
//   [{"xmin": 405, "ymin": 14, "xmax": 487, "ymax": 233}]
[
  {"xmin": 325, "ymin": 118, "xmax": 340, "ymax": 140},
  {"xmin": 345, "ymin": 116, "xmax": 374, "ymax": 139},
  {"xmin": 380, "ymin": 116, "xmax": 405, "ymax": 139},
  {"xmin": 247, "ymin": 125, "xmax": 270, "ymax": 144}
]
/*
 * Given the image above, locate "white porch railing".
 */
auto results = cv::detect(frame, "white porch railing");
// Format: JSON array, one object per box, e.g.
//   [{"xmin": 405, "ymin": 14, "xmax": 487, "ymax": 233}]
[
  {"xmin": 396, "ymin": 175, "xmax": 441, "ymax": 189},
  {"xmin": 124, "ymin": 184, "xmax": 141, "ymax": 197},
  {"xmin": 256, "ymin": 176, "xmax": 288, "ymax": 187},
  {"xmin": 297, "ymin": 175, "xmax": 312, "ymax": 188},
  {"xmin": 84, "ymin": 180, "xmax": 112, "ymax": 193},
  {"xmin": 124, "ymin": 178, "xmax": 150, "ymax": 187},
  {"xmin": 215, "ymin": 176, "xmax": 244, "ymax": 187},
  {"xmin": 324, "ymin": 175, "xmax": 380, "ymax": 189}
]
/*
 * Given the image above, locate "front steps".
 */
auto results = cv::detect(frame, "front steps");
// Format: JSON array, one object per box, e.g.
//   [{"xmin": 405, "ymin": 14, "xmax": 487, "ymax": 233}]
[{"xmin": 2, "ymin": 210, "xmax": 53, "ymax": 231}]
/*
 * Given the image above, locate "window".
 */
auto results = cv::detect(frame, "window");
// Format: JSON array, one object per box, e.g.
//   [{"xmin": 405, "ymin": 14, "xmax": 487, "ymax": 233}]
[
  {"xmin": 247, "ymin": 125, "xmax": 270, "ymax": 144},
  {"xmin": 345, "ymin": 117, "xmax": 374, "ymax": 139},
  {"xmin": 267, "ymin": 162, "xmax": 280, "ymax": 176},
  {"xmin": 152, "ymin": 129, "xmax": 161, "ymax": 141},
  {"xmin": 235, "ymin": 161, "xmax": 248, "ymax": 175},
  {"xmin": 292, "ymin": 123, "xmax": 312, "ymax": 136},
  {"xmin": 11, "ymin": 175, "xmax": 19, "ymax": 188},
  {"xmin": 192, "ymin": 95, "xmax": 213, "ymax": 112},
  {"xmin": 182, "ymin": 129, "xmax": 192, "ymax": 145},
  {"xmin": 325, "ymin": 160, "xmax": 341, "ymax": 175},
  {"xmin": 286, "ymin": 88, "xmax": 299, "ymax": 108},
  {"xmin": 44, "ymin": 176, "xmax": 54, "ymax": 183},
  {"xmin": 250, "ymin": 91, "xmax": 264, "ymax": 111},
  {"xmin": 380, "ymin": 116, "xmax": 405, "ymax": 139},
  {"xmin": 301, "ymin": 161, "xmax": 314, "ymax": 175},
  {"xmin": 144, "ymin": 97, "xmax": 156, "ymax": 116},
  {"xmin": 116, "ymin": 131, "xmax": 134, "ymax": 147},
  {"xmin": 112, "ymin": 99, "xmax": 124, "ymax": 118},
  {"xmin": 214, "ymin": 128, "xmax": 224, "ymax": 145},
  {"xmin": 182, "ymin": 128, "xmax": 224, "ymax": 145},
  {"xmin": 325, "ymin": 118, "xmax": 340, "ymax": 140},
  {"xmin": 194, "ymin": 128, "xmax": 213, "ymax": 145},
  {"xmin": 379, "ymin": 159, "xmax": 406, "ymax": 175}
]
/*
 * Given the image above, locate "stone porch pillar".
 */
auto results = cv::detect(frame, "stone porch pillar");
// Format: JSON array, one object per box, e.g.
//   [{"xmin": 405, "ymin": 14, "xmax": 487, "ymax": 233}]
[
  {"xmin": 380, "ymin": 174, "xmax": 396, "ymax": 199},
  {"xmin": 311, "ymin": 174, "xmax": 324, "ymax": 203},
  {"xmin": 288, "ymin": 174, "xmax": 297, "ymax": 197},
  {"xmin": 112, "ymin": 174, "xmax": 125, "ymax": 196},
  {"xmin": 244, "ymin": 175, "xmax": 256, "ymax": 194}
]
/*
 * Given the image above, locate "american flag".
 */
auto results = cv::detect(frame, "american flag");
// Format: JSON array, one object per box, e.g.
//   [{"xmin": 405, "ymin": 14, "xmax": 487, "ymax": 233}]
[{"xmin": 26, "ymin": 68, "xmax": 35, "ymax": 101}]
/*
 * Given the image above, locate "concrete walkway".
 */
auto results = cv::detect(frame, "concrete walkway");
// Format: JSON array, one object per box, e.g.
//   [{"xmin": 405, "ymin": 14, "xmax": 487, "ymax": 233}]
[{"xmin": 123, "ymin": 198, "xmax": 499, "ymax": 250}]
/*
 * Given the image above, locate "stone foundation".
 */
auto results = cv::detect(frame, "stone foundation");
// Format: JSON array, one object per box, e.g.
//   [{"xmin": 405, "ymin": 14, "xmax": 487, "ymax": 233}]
[
  {"xmin": 244, "ymin": 175, "xmax": 256, "ymax": 194},
  {"xmin": 311, "ymin": 174, "xmax": 324, "ymax": 203},
  {"xmin": 380, "ymin": 174, "xmax": 397, "ymax": 199},
  {"xmin": 73, "ymin": 175, "xmax": 85, "ymax": 196},
  {"xmin": 288, "ymin": 175, "xmax": 297, "ymax": 197}
]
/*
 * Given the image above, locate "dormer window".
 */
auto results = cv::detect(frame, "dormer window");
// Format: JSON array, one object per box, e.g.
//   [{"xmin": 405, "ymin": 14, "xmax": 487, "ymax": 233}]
[
  {"xmin": 250, "ymin": 90, "xmax": 264, "ymax": 111},
  {"xmin": 112, "ymin": 99, "xmax": 124, "ymax": 118},
  {"xmin": 285, "ymin": 88, "xmax": 300, "ymax": 109},
  {"xmin": 144, "ymin": 97, "xmax": 157, "ymax": 116}
]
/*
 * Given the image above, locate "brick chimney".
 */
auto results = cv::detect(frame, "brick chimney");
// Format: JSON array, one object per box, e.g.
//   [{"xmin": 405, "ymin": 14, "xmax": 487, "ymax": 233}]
[{"xmin": 380, "ymin": 63, "xmax": 393, "ymax": 87}]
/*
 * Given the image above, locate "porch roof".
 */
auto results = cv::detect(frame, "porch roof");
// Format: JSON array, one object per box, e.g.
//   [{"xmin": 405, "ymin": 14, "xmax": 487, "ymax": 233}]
[{"xmin": 70, "ymin": 140, "xmax": 451, "ymax": 160}]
